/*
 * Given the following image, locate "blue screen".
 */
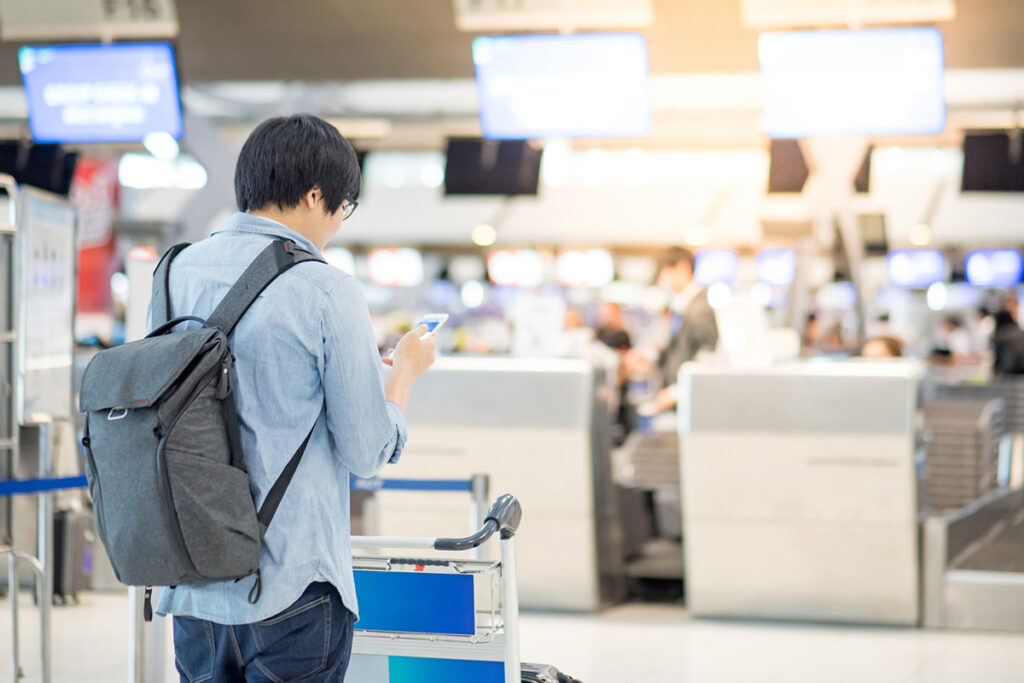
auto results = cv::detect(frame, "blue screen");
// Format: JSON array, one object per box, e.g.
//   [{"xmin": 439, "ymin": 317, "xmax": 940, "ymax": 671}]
[
  {"xmin": 389, "ymin": 657, "xmax": 503, "ymax": 683},
  {"xmin": 19, "ymin": 43, "xmax": 183, "ymax": 143},
  {"xmin": 759, "ymin": 28, "xmax": 946, "ymax": 138},
  {"xmin": 965, "ymin": 249, "xmax": 1024, "ymax": 288},
  {"xmin": 887, "ymin": 249, "xmax": 946, "ymax": 288},
  {"xmin": 694, "ymin": 250, "xmax": 739, "ymax": 286},
  {"xmin": 354, "ymin": 571, "xmax": 476, "ymax": 636},
  {"xmin": 756, "ymin": 249, "xmax": 797, "ymax": 286},
  {"xmin": 473, "ymin": 33, "xmax": 651, "ymax": 139}
]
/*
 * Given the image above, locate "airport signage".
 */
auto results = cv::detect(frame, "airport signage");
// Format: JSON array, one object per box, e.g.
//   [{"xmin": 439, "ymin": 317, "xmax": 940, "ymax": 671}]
[{"xmin": 0, "ymin": 0, "xmax": 178, "ymax": 41}]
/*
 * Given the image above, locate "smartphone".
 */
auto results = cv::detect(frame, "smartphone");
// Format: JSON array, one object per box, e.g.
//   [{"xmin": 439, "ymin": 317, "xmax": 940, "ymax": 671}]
[
  {"xmin": 387, "ymin": 314, "xmax": 449, "ymax": 359},
  {"xmin": 415, "ymin": 313, "xmax": 449, "ymax": 339}
]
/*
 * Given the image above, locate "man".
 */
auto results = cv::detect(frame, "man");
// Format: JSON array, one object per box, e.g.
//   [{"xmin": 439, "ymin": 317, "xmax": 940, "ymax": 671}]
[
  {"xmin": 649, "ymin": 246, "xmax": 719, "ymax": 411},
  {"xmin": 156, "ymin": 114, "xmax": 437, "ymax": 681}
]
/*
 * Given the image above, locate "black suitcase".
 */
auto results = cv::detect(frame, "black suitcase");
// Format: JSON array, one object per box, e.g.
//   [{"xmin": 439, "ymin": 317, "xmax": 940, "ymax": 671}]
[
  {"xmin": 522, "ymin": 662, "xmax": 582, "ymax": 683},
  {"xmin": 52, "ymin": 509, "xmax": 94, "ymax": 603}
]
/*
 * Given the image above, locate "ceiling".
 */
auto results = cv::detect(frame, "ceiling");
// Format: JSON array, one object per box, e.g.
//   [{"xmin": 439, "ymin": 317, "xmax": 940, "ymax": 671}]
[{"xmin": 1, "ymin": 0, "xmax": 1024, "ymax": 86}]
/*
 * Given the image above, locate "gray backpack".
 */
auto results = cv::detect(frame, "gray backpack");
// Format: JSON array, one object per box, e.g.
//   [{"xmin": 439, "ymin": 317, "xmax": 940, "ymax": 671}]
[{"xmin": 79, "ymin": 239, "xmax": 322, "ymax": 619}]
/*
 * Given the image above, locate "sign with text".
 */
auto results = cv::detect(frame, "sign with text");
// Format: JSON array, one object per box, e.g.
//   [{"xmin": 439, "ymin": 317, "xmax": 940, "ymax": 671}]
[
  {"xmin": 0, "ymin": 0, "xmax": 178, "ymax": 40},
  {"xmin": 20, "ymin": 43, "xmax": 183, "ymax": 143}
]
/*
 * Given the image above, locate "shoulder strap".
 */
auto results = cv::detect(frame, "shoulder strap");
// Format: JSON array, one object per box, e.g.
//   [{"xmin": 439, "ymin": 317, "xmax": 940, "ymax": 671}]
[
  {"xmin": 151, "ymin": 243, "xmax": 191, "ymax": 327},
  {"xmin": 207, "ymin": 239, "xmax": 323, "ymax": 335},
  {"xmin": 256, "ymin": 422, "xmax": 315, "ymax": 537}
]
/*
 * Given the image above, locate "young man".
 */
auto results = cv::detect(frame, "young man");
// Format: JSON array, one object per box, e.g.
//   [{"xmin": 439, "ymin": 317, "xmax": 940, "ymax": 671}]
[
  {"xmin": 156, "ymin": 114, "xmax": 437, "ymax": 681},
  {"xmin": 625, "ymin": 246, "xmax": 719, "ymax": 412}
]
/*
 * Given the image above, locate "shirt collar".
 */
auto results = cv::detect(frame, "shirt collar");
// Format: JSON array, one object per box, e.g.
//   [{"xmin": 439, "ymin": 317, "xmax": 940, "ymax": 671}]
[
  {"xmin": 212, "ymin": 212, "xmax": 323, "ymax": 256},
  {"xmin": 670, "ymin": 280, "xmax": 703, "ymax": 314}
]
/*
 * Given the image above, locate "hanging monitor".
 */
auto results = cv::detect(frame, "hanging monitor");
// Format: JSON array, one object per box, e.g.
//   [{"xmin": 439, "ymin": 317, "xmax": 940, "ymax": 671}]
[
  {"xmin": 0, "ymin": 142, "xmax": 77, "ymax": 196},
  {"xmin": 694, "ymin": 249, "xmax": 739, "ymax": 286},
  {"xmin": 887, "ymin": 249, "xmax": 946, "ymax": 288},
  {"xmin": 756, "ymin": 248, "xmax": 797, "ymax": 286},
  {"xmin": 758, "ymin": 28, "xmax": 946, "ymax": 138},
  {"xmin": 472, "ymin": 33, "xmax": 651, "ymax": 139},
  {"xmin": 19, "ymin": 42, "xmax": 184, "ymax": 144},
  {"xmin": 965, "ymin": 249, "xmax": 1024, "ymax": 288},
  {"xmin": 444, "ymin": 138, "xmax": 543, "ymax": 196},
  {"xmin": 961, "ymin": 131, "xmax": 1024, "ymax": 192},
  {"xmin": 767, "ymin": 139, "xmax": 809, "ymax": 193}
]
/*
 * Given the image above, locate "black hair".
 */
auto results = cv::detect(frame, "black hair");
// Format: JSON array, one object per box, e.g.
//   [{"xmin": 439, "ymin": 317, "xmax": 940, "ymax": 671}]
[
  {"xmin": 658, "ymin": 246, "xmax": 695, "ymax": 272},
  {"xmin": 943, "ymin": 315, "xmax": 964, "ymax": 329},
  {"xmin": 234, "ymin": 114, "xmax": 360, "ymax": 214}
]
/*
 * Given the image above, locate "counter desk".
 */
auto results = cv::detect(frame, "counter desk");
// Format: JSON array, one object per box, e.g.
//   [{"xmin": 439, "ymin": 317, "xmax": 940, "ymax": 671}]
[
  {"xmin": 678, "ymin": 360, "xmax": 924, "ymax": 625},
  {"xmin": 368, "ymin": 356, "xmax": 622, "ymax": 611}
]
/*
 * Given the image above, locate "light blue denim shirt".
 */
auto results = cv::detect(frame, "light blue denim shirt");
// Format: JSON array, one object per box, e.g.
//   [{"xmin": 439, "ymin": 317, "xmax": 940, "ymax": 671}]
[{"xmin": 154, "ymin": 212, "xmax": 407, "ymax": 624}]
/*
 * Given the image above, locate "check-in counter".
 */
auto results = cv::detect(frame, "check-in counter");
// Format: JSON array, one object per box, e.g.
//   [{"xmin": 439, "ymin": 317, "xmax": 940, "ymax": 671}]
[
  {"xmin": 369, "ymin": 356, "xmax": 620, "ymax": 611},
  {"xmin": 678, "ymin": 360, "xmax": 923, "ymax": 625}
]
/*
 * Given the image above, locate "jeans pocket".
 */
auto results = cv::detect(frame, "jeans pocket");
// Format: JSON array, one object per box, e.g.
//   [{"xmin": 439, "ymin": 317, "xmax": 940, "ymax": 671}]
[
  {"xmin": 250, "ymin": 593, "xmax": 332, "ymax": 682},
  {"xmin": 173, "ymin": 617, "xmax": 215, "ymax": 683}
]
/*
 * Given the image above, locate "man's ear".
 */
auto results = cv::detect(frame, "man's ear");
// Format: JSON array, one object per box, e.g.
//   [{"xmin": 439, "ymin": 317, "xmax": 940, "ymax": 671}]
[{"xmin": 303, "ymin": 186, "xmax": 322, "ymax": 209}]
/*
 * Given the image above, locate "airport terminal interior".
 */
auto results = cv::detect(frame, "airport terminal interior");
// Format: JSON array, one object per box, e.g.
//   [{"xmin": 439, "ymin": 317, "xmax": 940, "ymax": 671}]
[{"xmin": 3, "ymin": 0, "xmax": 1024, "ymax": 681}]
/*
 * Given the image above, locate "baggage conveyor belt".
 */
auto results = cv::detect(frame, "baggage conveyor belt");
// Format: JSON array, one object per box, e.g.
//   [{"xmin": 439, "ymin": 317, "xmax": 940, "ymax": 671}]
[
  {"xmin": 924, "ymin": 488, "xmax": 1024, "ymax": 631},
  {"xmin": 953, "ymin": 506, "xmax": 1024, "ymax": 573}
]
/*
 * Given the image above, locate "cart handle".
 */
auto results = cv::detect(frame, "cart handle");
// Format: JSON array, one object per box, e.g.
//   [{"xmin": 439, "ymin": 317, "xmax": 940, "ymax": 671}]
[{"xmin": 434, "ymin": 494, "xmax": 521, "ymax": 551}]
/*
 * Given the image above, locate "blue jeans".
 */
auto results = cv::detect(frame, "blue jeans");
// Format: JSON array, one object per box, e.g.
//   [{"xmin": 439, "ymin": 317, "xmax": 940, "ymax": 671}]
[{"xmin": 173, "ymin": 582, "xmax": 354, "ymax": 683}]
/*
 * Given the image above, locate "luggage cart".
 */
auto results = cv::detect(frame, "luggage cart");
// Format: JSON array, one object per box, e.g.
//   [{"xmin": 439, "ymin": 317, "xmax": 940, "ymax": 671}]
[{"xmin": 349, "ymin": 494, "xmax": 522, "ymax": 683}]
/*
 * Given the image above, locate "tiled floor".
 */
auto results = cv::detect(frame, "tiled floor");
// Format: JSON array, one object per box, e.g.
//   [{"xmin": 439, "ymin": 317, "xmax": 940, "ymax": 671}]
[{"xmin": 2, "ymin": 592, "xmax": 1024, "ymax": 682}]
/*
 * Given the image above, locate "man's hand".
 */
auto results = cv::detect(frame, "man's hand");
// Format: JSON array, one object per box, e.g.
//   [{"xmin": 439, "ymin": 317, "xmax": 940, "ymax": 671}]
[
  {"xmin": 654, "ymin": 384, "xmax": 678, "ymax": 413},
  {"xmin": 383, "ymin": 325, "xmax": 438, "ymax": 413}
]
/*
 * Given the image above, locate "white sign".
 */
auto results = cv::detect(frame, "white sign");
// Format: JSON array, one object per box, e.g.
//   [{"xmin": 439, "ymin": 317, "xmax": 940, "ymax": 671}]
[
  {"xmin": 453, "ymin": 0, "xmax": 653, "ymax": 31},
  {"xmin": 741, "ymin": 0, "xmax": 954, "ymax": 29},
  {"xmin": 17, "ymin": 191, "xmax": 76, "ymax": 423},
  {"xmin": 0, "ymin": 0, "xmax": 178, "ymax": 40}
]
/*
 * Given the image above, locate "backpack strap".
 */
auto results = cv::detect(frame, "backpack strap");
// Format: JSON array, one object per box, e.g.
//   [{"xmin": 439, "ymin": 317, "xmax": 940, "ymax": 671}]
[
  {"xmin": 207, "ymin": 239, "xmax": 323, "ymax": 335},
  {"xmin": 151, "ymin": 243, "xmax": 191, "ymax": 327},
  {"xmin": 256, "ymin": 421, "xmax": 316, "ymax": 538}
]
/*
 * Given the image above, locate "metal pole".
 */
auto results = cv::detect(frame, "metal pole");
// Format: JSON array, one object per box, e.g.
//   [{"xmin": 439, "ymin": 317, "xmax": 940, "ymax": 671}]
[
  {"xmin": 8, "ymin": 550, "xmax": 21, "ymax": 681},
  {"xmin": 36, "ymin": 422, "xmax": 53, "ymax": 683},
  {"xmin": 129, "ymin": 586, "xmax": 143, "ymax": 683},
  {"xmin": 469, "ymin": 475, "xmax": 489, "ymax": 561},
  {"xmin": 500, "ymin": 536, "xmax": 520, "ymax": 683}
]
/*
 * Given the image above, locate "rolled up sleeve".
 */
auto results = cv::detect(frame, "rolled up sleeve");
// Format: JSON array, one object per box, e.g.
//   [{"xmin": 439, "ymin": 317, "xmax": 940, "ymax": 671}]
[{"xmin": 320, "ymin": 277, "xmax": 408, "ymax": 478}]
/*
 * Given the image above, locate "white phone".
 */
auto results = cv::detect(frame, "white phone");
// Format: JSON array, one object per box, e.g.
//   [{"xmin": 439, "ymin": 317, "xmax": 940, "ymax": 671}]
[
  {"xmin": 387, "ymin": 314, "xmax": 449, "ymax": 359},
  {"xmin": 415, "ymin": 313, "xmax": 449, "ymax": 339}
]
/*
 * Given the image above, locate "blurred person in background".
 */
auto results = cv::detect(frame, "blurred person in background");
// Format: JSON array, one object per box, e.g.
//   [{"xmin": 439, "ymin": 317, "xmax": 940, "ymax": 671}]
[
  {"xmin": 596, "ymin": 301, "xmax": 632, "ymax": 351},
  {"xmin": 801, "ymin": 312, "xmax": 822, "ymax": 357},
  {"xmin": 993, "ymin": 309, "xmax": 1024, "ymax": 375},
  {"xmin": 1002, "ymin": 293, "xmax": 1019, "ymax": 322},
  {"xmin": 935, "ymin": 315, "xmax": 974, "ymax": 364},
  {"xmin": 861, "ymin": 336, "xmax": 904, "ymax": 358},
  {"xmin": 625, "ymin": 246, "xmax": 719, "ymax": 412}
]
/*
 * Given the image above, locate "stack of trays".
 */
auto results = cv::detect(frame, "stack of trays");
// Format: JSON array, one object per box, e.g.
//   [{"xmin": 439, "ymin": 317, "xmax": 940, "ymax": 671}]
[{"xmin": 923, "ymin": 398, "xmax": 1006, "ymax": 512}]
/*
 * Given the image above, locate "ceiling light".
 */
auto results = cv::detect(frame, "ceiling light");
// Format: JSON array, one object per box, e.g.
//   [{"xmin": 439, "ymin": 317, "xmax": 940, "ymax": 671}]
[
  {"xmin": 909, "ymin": 223, "xmax": 932, "ymax": 246},
  {"xmin": 472, "ymin": 224, "xmax": 497, "ymax": 247}
]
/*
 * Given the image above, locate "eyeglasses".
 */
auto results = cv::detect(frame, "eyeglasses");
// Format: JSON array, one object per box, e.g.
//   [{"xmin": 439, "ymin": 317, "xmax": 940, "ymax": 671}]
[{"xmin": 341, "ymin": 198, "xmax": 358, "ymax": 220}]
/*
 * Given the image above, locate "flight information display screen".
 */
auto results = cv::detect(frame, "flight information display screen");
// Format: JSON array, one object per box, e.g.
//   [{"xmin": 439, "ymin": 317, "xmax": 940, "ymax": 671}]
[
  {"xmin": 19, "ymin": 42, "xmax": 183, "ymax": 143},
  {"xmin": 965, "ymin": 249, "xmax": 1024, "ymax": 287},
  {"xmin": 694, "ymin": 249, "xmax": 739, "ymax": 286},
  {"xmin": 887, "ymin": 249, "xmax": 946, "ymax": 288},
  {"xmin": 759, "ymin": 28, "xmax": 946, "ymax": 138},
  {"xmin": 473, "ymin": 33, "xmax": 651, "ymax": 139}
]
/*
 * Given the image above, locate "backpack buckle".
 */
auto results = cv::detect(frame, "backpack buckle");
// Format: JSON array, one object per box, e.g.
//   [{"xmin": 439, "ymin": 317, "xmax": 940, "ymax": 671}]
[{"xmin": 107, "ymin": 407, "xmax": 128, "ymax": 421}]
